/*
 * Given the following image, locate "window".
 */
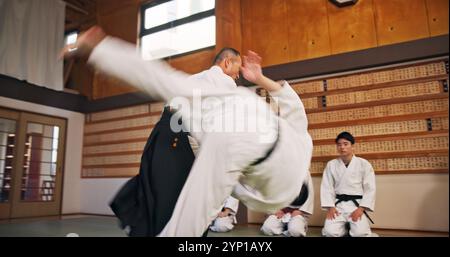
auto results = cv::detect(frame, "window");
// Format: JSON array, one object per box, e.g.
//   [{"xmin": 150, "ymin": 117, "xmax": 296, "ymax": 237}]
[
  {"xmin": 64, "ymin": 31, "xmax": 78, "ymax": 52},
  {"xmin": 140, "ymin": 0, "xmax": 216, "ymax": 60}
]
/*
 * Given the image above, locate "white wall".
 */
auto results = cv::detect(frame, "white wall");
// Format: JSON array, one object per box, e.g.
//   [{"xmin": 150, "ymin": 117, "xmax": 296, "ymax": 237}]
[
  {"xmin": 80, "ymin": 178, "xmax": 128, "ymax": 215},
  {"xmin": 249, "ymin": 173, "xmax": 449, "ymax": 232},
  {"xmin": 0, "ymin": 96, "xmax": 84, "ymax": 214}
]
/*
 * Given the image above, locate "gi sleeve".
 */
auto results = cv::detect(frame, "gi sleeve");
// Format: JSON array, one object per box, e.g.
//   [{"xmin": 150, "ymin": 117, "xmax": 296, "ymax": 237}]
[
  {"xmin": 223, "ymin": 196, "xmax": 239, "ymax": 214},
  {"xmin": 268, "ymin": 81, "xmax": 309, "ymax": 134},
  {"xmin": 88, "ymin": 36, "xmax": 233, "ymax": 102},
  {"xmin": 299, "ymin": 173, "xmax": 314, "ymax": 215},
  {"xmin": 320, "ymin": 161, "xmax": 336, "ymax": 209},
  {"xmin": 359, "ymin": 161, "xmax": 376, "ymax": 212}
]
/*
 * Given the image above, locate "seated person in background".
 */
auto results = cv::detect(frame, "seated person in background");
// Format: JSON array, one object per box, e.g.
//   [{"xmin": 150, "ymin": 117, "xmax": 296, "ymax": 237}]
[
  {"xmin": 320, "ymin": 131, "xmax": 376, "ymax": 237},
  {"xmin": 261, "ymin": 174, "xmax": 314, "ymax": 237},
  {"xmin": 209, "ymin": 196, "xmax": 240, "ymax": 232}
]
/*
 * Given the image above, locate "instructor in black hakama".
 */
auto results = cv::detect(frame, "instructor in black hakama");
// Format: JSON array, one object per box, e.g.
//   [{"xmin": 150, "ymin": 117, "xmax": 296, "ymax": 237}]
[{"xmin": 109, "ymin": 107, "xmax": 197, "ymax": 236}]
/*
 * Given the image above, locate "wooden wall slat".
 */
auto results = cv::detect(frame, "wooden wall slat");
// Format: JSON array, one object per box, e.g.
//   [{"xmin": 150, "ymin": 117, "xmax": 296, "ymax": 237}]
[
  {"xmin": 326, "ymin": 0, "xmax": 378, "ymax": 54},
  {"xmin": 426, "ymin": 0, "xmax": 450, "ymax": 36},
  {"xmin": 81, "ymin": 60, "xmax": 449, "ymax": 178},
  {"xmin": 241, "ymin": 0, "xmax": 290, "ymax": 66},
  {"xmin": 286, "ymin": 0, "xmax": 331, "ymax": 61},
  {"xmin": 373, "ymin": 0, "xmax": 430, "ymax": 46}
]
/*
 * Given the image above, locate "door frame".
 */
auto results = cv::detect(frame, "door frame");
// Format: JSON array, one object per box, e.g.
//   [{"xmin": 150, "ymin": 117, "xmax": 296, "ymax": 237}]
[
  {"xmin": 0, "ymin": 108, "xmax": 20, "ymax": 219},
  {"xmin": 0, "ymin": 107, "xmax": 67, "ymax": 219}
]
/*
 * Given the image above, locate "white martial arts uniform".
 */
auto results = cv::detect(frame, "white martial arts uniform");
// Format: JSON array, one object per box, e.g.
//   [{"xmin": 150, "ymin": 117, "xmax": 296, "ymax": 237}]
[
  {"xmin": 209, "ymin": 196, "xmax": 240, "ymax": 232},
  {"xmin": 88, "ymin": 37, "xmax": 313, "ymax": 236},
  {"xmin": 261, "ymin": 173, "xmax": 314, "ymax": 237},
  {"xmin": 320, "ymin": 156, "xmax": 376, "ymax": 237}
]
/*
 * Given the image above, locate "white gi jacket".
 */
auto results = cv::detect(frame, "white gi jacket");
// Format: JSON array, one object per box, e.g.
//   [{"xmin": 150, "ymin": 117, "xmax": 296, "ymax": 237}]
[
  {"xmin": 88, "ymin": 37, "xmax": 313, "ymax": 236},
  {"xmin": 289, "ymin": 173, "xmax": 314, "ymax": 215},
  {"xmin": 320, "ymin": 156, "xmax": 376, "ymax": 211}
]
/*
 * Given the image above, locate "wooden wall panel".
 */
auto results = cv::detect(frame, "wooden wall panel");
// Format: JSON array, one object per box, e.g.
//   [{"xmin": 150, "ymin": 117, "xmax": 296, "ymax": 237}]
[
  {"xmin": 73, "ymin": 0, "xmax": 448, "ymax": 99},
  {"xmin": 290, "ymin": 59, "xmax": 449, "ymax": 176},
  {"xmin": 92, "ymin": 73, "xmax": 138, "ymax": 100},
  {"xmin": 326, "ymin": 0, "xmax": 378, "ymax": 54},
  {"xmin": 167, "ymin": 49, "xmax": 216, "ymax": 74},
  {"xmin": 82, "ymin": 102, "xmax": 164, "ymax": 178},
  {"xmin": 373, "ymin": 0, "xmax": 430, "ymax": 46},
  {"xmin": 286, "ymin": 0, "xmax": 331, "ymax": 61},
  {"xmin": 215, "ymin": 0, "xmax": 242, "ymax": 51},
  {"xmin": 425, "ymin": 0, "xmax": 449, "ymax": 36},
  {"xmin": 241, "ymin": 0, "xmax": 289, "ymax": 66},
  {"xmin": 92, "ymin": 0, "xmax": 141, "ymax": 99}
]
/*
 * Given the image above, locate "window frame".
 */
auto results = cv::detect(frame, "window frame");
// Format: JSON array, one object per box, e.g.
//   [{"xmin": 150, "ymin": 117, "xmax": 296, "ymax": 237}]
[
  {"xmin": 139, "ymin": 0, "xmax": 216, "ymax": 60},
  {"xmin": 64, "ymin": 30, "xmax": 79, "ymax": 46}
]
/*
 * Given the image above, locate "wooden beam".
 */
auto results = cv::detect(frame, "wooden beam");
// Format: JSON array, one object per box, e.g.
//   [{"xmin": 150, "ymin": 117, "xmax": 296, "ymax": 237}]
[{"xmin": 64, "ymin": 1, "xmax": 89, "ymax": 15}]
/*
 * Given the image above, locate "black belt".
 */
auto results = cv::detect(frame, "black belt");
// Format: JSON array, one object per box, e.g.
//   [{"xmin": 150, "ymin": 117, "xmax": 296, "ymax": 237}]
[
  {"xmin": 335, "ymin": 194, "xmax": 374, "ymax": 224},
  {"xmin": 249, "ymin": 132, "xmax": 280, "ymax": 167}
]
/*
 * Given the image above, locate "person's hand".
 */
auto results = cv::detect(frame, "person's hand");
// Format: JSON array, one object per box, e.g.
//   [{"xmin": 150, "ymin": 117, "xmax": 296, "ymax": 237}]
[
  {"xmin": 240, "ymin": 50, "xmax": 263, "ymax": 84},
  {"xmin": 291, "ymin": 210, "xmax": 304, "ymax": 217},
  {"xmin": 60, "ymin": 26, "xmax": 106, "ymax": 60},
  {"xmin": 217, "ymin": 208, "xmax": 232, "ymax": 218},
  {"xmin": 241, "ymin": 50, "xmax": 282, "ymax": 92},
  {"xmin": 326, "ymin": 207, "xmax": 340, "ymax": 220},
  {"xmin": 275, "ymin": 210, "xmax": 285, "ymax": 219},
  {"xmin": 350, "ymin": 207, "xmax": 365, "ymax": 222}
]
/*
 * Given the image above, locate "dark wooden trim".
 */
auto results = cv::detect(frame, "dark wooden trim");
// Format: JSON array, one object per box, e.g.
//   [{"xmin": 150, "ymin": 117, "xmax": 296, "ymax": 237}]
[
  {"xmin": 296, "ymin": 58, "xmax": 449, "ymax": 86},
  {"xmin": 86, "ymin": 111, "xmax": 161, "ymax": 125},
  {"xmin": 1, "ymin": 35, "xmax": 448, "ymax": 113},
  {"xmin": 313, "ymin": 130, "xmax": 449, "ymax": 145},
  {"xmin": 298, "ymin": 74, "xmax": 449, "ymax": 99},
  {"xmin": 84, "ymin": 124, "xmax": 155, "ymax": 136},
  {"xmin": 312, "ymin": 149, "xmax": 448, "ymax": 161},
  {"xmin": 375, "ymin": 169, "xmax": 449, "ymax": 175},
  {"xmin": 0, "ymin": 74, "xmax": 89, "ymax": 113},
  {"xmin": 84, "ymin": 91, "xmax": 156, "ymax": 113},
  {"xmin": 262, "ymin": 35, "xmax": 449, "ymax": 82},
  {"xmin": 83, "ymin": 150, "xmax": 143, "ymax": 158},
  {"xmin": 80, "ymin": 175, "xmax": 137, "ymax": 179},
  {"xmin": 82, "ymin": 163, "xmax": 141, "ymax": 169},
  {"xmin": 311, "ymin": 168, "xmax": 449, "ymax": 177},
  {"xmin": 306, "ymin": 93, "xmax": 449, "ymax": 114},
  {"xmin": 308, "ymin": 111, "xmax": 448, "ymax": 129},
  {"xmin": 84, "ymin": 137, "xmax": 149, "ymax": 147}
]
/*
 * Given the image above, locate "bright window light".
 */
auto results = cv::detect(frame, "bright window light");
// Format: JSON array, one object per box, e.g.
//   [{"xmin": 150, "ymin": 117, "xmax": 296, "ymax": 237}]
[
  {"xmin": 144, "ymin": 0, "xmax": 215, "ymax": 29},
  {"xmin": 141, "ymin": 16, "xmax": 215, "ymax": 60}
]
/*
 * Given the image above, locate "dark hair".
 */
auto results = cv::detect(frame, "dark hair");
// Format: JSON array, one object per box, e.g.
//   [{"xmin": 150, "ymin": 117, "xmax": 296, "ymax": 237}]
[
  {"xmin": 335, "ymin": 131, "xmax": 355, "ymax": 144},
  {"xmin": 213, "ymin": 47, "xmax": 240, "ymax": 65}
]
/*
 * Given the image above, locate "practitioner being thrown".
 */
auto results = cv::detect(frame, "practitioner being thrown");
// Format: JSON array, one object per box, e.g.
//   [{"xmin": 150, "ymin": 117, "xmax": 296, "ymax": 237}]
[{"xmin": 61, "ymin": 26, "xmax": 313, "ymax": 236}]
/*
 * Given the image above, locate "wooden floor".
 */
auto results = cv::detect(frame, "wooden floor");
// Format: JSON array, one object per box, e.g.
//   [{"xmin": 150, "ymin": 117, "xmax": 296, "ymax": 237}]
[
  {"xmin": 0, "ymin": 215, "xmax": 449, "ymax": 237},
  {"xmin": 0, "ymin": 215, "xmax": 447, "ymax": 237}
]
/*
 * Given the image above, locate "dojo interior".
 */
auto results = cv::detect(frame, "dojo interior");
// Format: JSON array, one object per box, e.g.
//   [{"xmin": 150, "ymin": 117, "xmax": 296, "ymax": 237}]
[{"xmin": 0, "ymin": 0, "xmax": 448, "ymax": 237}]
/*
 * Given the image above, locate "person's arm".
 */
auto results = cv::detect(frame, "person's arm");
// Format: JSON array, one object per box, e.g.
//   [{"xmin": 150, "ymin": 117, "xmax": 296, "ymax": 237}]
[
  {"xmin": 320, "ymin": 162, "xmax": 336, "ymax": 209},
  {"xmin": 240, "ymin": 51, "xmax": 282, "ymax": 92},
  {"xmin": 240, "ymin": 51, "xmax": 309, "ymax": 133},
  {"xmin": 62, "ymin": 26, "xmax": 233, "ymax": 103},
  {"xmin": 350, "ymin": 161, "xmax": 376, "ymax": 222},
  {"xmin": 299, "ymin": 173, "xmax": 314, "ymax": 215},
  {"xmin": 320, "ymin": 164, "xmax": 340, "ymax": 220},
  {"xmin": 359, "ymin": 161, "xmax": 376, "ymax": 212},
  {"xmin": 222, "ymin": 196, "xmax": 239, "ymax": 214}
]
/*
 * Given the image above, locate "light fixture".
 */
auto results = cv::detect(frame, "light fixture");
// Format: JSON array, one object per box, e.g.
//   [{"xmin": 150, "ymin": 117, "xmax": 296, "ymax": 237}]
[{"xmin": 329, "ymin": 0, "xmax": 358, "ymax": 7}]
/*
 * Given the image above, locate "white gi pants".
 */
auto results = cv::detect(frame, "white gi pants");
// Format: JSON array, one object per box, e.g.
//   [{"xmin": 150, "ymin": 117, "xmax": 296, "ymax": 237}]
[
  {"xmin": 209, "ymin": 216, "xmax": 236, "ymax": 232},
  {"xmin": 261, "ymin": 213, "xmax": 308, "ymax": 237},
  {"xmin": 322, "ymin": 201, "xmax": 373, "ymax": 237}
]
